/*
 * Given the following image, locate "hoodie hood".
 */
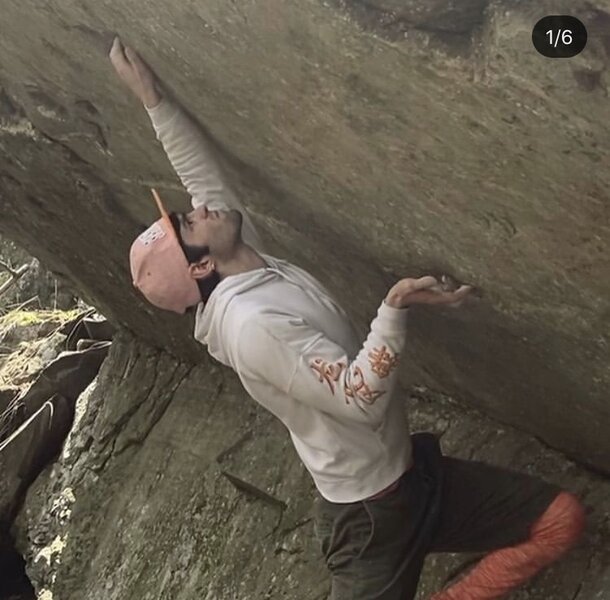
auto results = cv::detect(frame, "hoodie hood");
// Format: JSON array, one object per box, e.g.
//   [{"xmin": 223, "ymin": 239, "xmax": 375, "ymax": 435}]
[{"xmin": 194, "ymin": 253, "xmax": 351, "ymax": 366}]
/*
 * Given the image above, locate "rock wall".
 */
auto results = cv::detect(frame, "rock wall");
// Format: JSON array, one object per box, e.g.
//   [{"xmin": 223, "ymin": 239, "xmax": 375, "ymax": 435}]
[
  {"xmin": 0, "ymin": 0, "xmax": 608, "ymax": 496},
  {"xmin": 14, "ymin": 337, "xmax": 610, "ymax": 599},
  {"xmin": 0, "ymin": 237, "xmax": 76, "ymax": 310}
]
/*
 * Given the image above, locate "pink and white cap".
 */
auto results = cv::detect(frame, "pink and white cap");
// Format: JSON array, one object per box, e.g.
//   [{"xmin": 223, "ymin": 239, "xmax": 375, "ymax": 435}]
[{"xmin": 129, "ymin": 189, "xmax": 201, "ymax": 314}]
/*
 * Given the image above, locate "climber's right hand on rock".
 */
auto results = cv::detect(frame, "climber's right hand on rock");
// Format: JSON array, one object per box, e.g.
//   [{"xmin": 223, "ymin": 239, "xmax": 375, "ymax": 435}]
[
  {"xmin": 109, "ymin": 37, "xmax": 161, "ymax": 109},
  {"xmin": 384, "ymin": 276, "xmax": 472, "ymax": 309}
]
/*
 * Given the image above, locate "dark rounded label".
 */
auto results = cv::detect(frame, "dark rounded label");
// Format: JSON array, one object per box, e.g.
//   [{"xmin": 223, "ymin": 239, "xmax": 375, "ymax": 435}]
[{"xmin": 532, "ymin": 16, "xmax": 587, "ymax": 58}]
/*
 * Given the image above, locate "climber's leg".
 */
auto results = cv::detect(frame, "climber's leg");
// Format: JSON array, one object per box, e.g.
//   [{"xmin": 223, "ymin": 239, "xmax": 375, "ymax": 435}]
[{"xmin": 427, "ymin": 457, "xmax": 585, "ymax": 599}]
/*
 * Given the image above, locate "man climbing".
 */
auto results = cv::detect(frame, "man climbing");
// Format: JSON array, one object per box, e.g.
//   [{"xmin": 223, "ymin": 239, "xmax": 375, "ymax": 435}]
[{"xmin": 110, "ymin": 38, "xmax": 585, "ymax": 600}]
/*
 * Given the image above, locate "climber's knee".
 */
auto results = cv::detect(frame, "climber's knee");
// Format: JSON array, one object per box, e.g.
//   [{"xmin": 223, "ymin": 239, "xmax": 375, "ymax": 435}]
[{"xmin": 529, "ymin": 491, "xmax": 586, "ymax": 557}]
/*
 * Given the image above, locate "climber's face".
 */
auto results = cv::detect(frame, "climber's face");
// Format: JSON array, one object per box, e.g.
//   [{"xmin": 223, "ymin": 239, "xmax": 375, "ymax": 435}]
[{"xmin": 175, "ymin": 206, "xmax": 243, "ymax": 259}]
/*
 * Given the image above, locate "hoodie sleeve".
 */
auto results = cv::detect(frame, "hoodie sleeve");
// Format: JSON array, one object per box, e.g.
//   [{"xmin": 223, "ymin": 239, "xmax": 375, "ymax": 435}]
[
  {"xmin": 236, "ymin": 301, "xmax": 409, "ymax": 426},
  {"xmin": 145, "ymin": 98, "xmax": 264, "ymax": 252}
]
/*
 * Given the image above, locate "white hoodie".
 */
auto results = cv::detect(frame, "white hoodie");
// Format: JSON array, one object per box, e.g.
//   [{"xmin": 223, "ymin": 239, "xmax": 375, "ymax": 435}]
[{"xmin": 147, "ymin": 99, "xmax": 413, "ymax": 502}]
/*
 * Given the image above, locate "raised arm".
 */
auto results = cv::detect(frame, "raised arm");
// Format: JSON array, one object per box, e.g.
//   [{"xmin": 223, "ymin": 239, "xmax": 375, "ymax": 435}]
[{"xmin": 109, "ymin": 37, "xmax": 263, "ymax": 251}]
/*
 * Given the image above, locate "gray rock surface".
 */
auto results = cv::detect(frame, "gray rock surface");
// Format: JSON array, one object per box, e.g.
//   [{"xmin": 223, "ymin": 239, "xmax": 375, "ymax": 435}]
[
  {"xmin": 0, "ymin": 1, "xmax": 609, "ymax": 597},
  {"xmin": 0, "ymin": 315, "xmax": 112, "ymax": 544},
  {"xmin": 13, "ymin": 337, "xmax": 609, "ymax": 600},
  {"xmin": 0, "ymin": 237, "xmax": 76, "ymax": 311},
  {"xmin": 0, "ymin": 0, "xmax": 608, "ymax": 472}
]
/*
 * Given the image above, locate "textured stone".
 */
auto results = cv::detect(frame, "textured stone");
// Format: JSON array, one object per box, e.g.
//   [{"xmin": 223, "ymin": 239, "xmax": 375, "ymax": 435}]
[
  {"xmin": 2, "ymin": 2, "xmax": 608, "ymax": 594},
  {"xmin": 0, "ymin": 0, "xmax": 608, "ymax": 472},
  {"xmin": 12, "ymin": 340, "xmax": 609, "ymax": 600}
]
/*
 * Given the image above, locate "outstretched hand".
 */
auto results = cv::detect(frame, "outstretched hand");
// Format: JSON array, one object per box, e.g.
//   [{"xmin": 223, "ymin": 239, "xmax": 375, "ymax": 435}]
[
  {"xmin": 385, "ymin": 275, "xmax": 473, "ymax": 309},
  {"xmin": 109, "ymin": 37, "xmax": 161, "ymax": 108}
]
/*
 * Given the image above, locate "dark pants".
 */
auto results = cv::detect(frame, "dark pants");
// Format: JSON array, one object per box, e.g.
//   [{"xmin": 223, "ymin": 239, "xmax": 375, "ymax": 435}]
[{"xmin": 313, "ymin": 433, "xmax": 560, "ymax": 600}]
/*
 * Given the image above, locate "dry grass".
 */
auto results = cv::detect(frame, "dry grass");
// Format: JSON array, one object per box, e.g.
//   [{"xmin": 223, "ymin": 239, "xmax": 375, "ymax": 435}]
[
  {"xmin": 0, "ymin": 337, "xmax": 55, "ymax": 388},
  {"xmin": 0, "ymin": 309, "xmax": 80, "ymax": 386},
  {"xmin": 0, "ymin": 308, "xmax": 80, "ymax": 328},
  {"xmin": 0, "ymin": 308, "xmax": 81, "ymax": 438}
]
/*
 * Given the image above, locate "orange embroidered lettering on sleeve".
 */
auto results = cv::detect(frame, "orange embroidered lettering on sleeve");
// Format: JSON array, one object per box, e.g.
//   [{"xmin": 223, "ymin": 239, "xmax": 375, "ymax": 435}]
[
  {"xmin": 310, "ymin": 358, "xmax": 346, "ymax": 395},
  {"xmin": 368, "ymin": 346, "xmax": 399, "ymax": 378},
  {"xmin": 344, "ymin": 366, "xmax": 386, "ymax": 405}
]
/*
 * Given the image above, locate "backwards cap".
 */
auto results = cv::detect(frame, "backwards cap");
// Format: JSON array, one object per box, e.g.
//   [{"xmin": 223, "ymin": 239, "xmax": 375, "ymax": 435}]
[{"xmin": 129, "ymin": 189, "xmax": 201, "ymax": 314}]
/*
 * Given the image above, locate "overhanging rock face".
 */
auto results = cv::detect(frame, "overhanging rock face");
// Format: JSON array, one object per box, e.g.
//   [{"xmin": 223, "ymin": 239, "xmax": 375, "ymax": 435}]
[{"xmin": 0, "ymin": 0, "xmax": 609, "ymax": 472}]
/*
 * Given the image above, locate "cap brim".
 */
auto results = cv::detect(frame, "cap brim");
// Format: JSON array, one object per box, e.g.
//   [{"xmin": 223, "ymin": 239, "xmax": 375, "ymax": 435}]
[{"xmin": 151, "ymin": 188, "xmax": 178, "ymax": 242}]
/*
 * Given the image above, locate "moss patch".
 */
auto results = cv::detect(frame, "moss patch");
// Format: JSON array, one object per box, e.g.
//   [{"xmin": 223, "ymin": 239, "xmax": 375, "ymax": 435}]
[{"xmin": 0, "ymin": 309, "xmax": 80, "ymax": 329}]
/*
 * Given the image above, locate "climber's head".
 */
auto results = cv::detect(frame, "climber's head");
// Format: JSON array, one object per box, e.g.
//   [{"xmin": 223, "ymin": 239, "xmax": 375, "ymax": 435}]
[
  {"xmin": 167, "ymin": 206, "xmax": 243, "ymax": 303},
  {"xmin": 169, "ymin": 205, "xmax": 244, "ymax": 268},
  {"xmin": 129, "ymin": 190, "xmax": 242, "ymax": 313}
]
